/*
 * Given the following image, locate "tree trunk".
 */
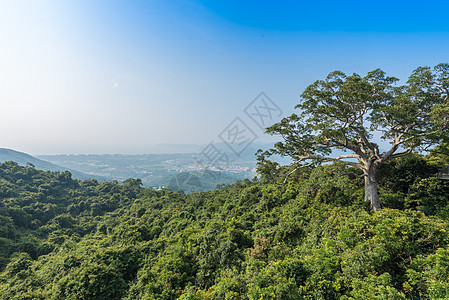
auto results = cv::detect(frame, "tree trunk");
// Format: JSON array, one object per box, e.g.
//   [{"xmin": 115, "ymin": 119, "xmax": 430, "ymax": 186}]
[{"xmin": 365, "ymin": 167, "xmax": 381, "ymax": 212}]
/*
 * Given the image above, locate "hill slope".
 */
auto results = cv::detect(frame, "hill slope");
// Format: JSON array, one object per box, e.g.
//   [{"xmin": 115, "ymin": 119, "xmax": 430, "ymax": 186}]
[
  {"xmin": 0, "ymin": 155, "xmax": 449, "ymax": 299},
  {"xmin": 0, "ymin": 148, "xmax": 104, "ymax": 181}
]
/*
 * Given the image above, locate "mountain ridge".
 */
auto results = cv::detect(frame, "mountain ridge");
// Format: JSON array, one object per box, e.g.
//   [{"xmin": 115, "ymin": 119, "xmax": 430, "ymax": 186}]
[{"xmin": 0, "ymin": 148, "xmax": 104, "ymax": 181}]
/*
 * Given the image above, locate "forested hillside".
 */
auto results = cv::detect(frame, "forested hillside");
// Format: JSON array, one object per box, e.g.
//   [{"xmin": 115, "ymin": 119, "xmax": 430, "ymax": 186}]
[
  {"xmin": 0, "ymin": 148, "xmax": 105, "ymax": 182},
  {"xmin": 1, "ymin": 147, "xmax": 449, "ymax": 299}
]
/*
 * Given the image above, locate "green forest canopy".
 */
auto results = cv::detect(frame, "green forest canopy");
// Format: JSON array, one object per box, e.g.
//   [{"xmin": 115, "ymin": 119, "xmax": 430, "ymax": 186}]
[{"xmin": 0, "ymin": 144, "xmax": 449, "ymax": 299}]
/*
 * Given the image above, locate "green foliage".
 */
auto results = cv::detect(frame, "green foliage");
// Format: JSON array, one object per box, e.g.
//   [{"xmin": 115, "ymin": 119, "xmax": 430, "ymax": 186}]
[
  {"xmin": 348, "ymin": 273, "xmax": 406, "ymax": 300},
  {"xmin": 407, "ymin": 247, "xmax": 449, "ymax": 298},
  {"xmin": 426, "ymin": 142, "xmax": 449, "ymax": 167},
  {"xmin": 1, "ymin": 156, "xmax": 449, "ymax": 298}
]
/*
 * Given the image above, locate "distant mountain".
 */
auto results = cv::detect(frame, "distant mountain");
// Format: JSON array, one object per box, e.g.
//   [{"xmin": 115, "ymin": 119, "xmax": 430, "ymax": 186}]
[
  {"xmin": 0, "ymin": 148, "xmax": 104, "ymax": 181},
  {"xmin": 144, "ymin": 142, "xmax": 276, "ymax": 157},
  {"xmin": 145, "ymin": 143, "xmax": 204, "ymax": 154}
]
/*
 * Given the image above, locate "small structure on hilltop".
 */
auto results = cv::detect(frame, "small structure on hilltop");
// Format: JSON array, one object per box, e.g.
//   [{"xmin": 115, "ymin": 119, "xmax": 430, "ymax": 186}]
[{"xmin": 438, "ymin": 165, "xmax": 449, "ymax": 180}]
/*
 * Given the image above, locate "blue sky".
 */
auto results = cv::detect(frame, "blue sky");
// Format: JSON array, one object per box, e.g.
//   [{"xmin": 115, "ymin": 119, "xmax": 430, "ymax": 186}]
[{"xmin": 1, "ymin": 0, "xmax": 449, "ymax": 154}]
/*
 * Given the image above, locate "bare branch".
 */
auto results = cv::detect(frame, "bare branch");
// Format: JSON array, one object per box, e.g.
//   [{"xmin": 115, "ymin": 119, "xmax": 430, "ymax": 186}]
[
  {"xmin": 277, "ymin": 167, "xmax": 301, "ymax": 185},
  {"xmin": 400, "ymin": 130, "xmax": 439, "ymax": 144},
  {"xmin": 388, "ymin": 148, "xmax": 413, "ymax": 160},
  {"xmin": 296, "ymin": 154, "xmax": 363, "ymax": 169},
  {"xmin": 274, "ymin": 162, "xmax": 314, "ymax": 185},
  {"xmin": 350, "ymin": 125, "xmax": 375, "ymax": 155}
]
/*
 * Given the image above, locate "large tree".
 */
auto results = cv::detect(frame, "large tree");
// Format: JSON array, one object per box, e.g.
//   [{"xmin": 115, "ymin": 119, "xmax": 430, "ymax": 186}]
[{"xmin": 258, "ymin": 64, "xmax": 449, "ymax": 211}]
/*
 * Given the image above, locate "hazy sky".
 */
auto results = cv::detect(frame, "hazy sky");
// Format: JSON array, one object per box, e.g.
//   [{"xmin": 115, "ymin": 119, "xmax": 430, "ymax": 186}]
[{"xmin": 1, "ymin": 0, "xmax": 449, "ymax": 154}]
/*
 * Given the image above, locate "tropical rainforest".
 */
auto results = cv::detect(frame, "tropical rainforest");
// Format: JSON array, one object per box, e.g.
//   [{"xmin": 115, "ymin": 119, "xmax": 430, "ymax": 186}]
[{"xmin": 0, "ymin": 142, "xmax": 448, "ymax": 299}]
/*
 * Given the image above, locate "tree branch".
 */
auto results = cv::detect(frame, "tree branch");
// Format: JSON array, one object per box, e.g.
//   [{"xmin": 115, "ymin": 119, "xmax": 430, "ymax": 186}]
[
  {"xmin": 388, "ymin": 147, "xmax": 413, "ymax": 160},
  {"xmin": 294, "ymin": 154, "xmax": 363, "ymax": 169}
]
